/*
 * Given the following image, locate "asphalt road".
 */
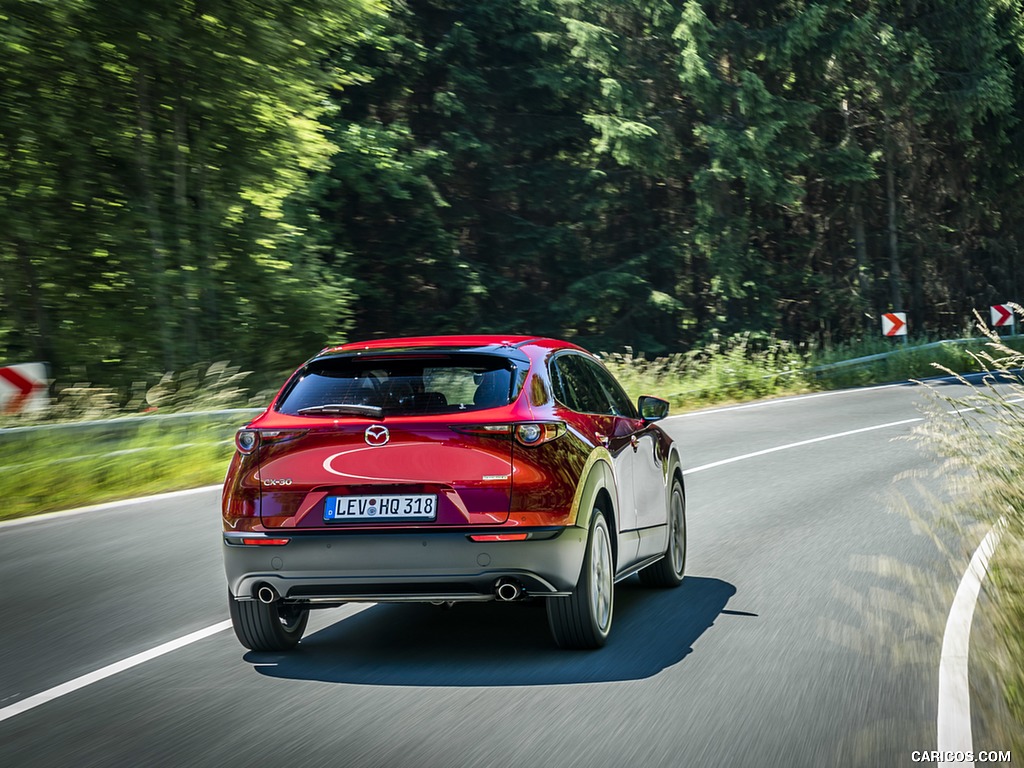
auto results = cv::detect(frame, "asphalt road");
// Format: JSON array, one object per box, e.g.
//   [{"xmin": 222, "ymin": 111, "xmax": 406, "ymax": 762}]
[{"xmin": 0, "ymin": 380, "xmax": 1010, "ymax": 767}]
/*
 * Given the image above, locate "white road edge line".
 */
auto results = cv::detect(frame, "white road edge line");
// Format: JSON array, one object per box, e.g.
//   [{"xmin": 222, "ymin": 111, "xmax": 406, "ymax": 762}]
[
  {"xmin": 681, "ymin": 417, "xmax": 923, "ymax": 475},
  {"xmin": 0, "ymin": 620, "xmax": 233, "ymax": 724},
  {"xmin": 0, "ymin": 485, "xmax": 222, "ymax": 530},
  {"xmin": 937, "ymin": 520, "xmax": 1005, "ymax": 767}
]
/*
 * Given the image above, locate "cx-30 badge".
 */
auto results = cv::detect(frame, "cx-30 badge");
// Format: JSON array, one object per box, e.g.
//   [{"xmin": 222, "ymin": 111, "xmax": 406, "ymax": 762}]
[{"xmin": 364, "ymin": 425, "xmax": 390, "ymax": 446}]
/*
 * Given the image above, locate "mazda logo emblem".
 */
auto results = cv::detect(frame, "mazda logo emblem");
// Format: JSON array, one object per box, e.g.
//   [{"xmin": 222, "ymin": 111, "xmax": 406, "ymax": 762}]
[{"xmin": 364, "ymin": 425, "xmax": 390, "ymax": 446}]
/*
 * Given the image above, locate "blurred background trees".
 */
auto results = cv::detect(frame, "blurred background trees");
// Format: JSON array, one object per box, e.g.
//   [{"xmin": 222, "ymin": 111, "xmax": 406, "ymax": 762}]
[{"xmin": 3, "ymin": 0, "xmax": 1024, "ymax": 388}]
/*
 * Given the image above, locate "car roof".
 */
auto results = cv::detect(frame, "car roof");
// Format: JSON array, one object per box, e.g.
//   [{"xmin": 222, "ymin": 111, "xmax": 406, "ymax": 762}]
[{"xmin": 319, "ymin": 335, "xmax": 586, "ymax": 356}]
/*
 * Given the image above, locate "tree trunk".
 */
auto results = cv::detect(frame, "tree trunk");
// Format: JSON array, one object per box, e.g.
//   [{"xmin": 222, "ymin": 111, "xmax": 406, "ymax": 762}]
[
  {"xmin": 912, "ymin": 241, "xmax": 923, "ymax": 335},
  {"xmin": 133, "ymin": 66, "xmax": 176, "ymax": 371},
  {"xmin": 851, "ymin": 183, "xmax": 871, "ymax": 330},
  {"xmin": 194, "ymin": 118, "xmax": 218, "ymax": 358},
  {"xmin": 884, "ymin": 113, "xmax": 902, "ymax": 313},
  {"xmin": 174, "ymin": 97, "xmax": 198, "ymax": 360},
  {"xmin": 13, "ymin": 239, "xmax": 55, "ymax": 365}
]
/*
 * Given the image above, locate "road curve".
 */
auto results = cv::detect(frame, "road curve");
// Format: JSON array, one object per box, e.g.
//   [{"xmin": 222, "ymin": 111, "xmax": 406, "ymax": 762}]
[{"xmin": 0, "ymin": 379, "xmax": 1008, "ymax": 768}]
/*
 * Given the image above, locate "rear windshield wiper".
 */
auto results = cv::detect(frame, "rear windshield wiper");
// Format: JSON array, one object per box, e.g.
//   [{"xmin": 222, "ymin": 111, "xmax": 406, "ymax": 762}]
[{"xmin": 296, "ymin": 403, "xmax": 383, "ymax": 418}]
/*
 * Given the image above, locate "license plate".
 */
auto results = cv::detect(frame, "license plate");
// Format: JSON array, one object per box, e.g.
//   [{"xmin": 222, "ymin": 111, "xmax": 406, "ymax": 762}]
[{"xmin": 324, "ymin": 494, "xmax": 438, "ymax": 522}]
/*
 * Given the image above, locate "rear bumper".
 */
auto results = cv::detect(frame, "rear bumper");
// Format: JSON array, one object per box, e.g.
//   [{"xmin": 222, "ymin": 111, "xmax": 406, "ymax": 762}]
[{"xmin": 222, "ymin": 526, "xmax": 587, "ymax": 603}]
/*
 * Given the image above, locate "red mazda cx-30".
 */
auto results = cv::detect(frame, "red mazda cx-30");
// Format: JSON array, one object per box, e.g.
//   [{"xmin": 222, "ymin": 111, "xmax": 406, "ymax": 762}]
[{"xmin": 222, "ymin": 335, "xmax": 685, "ymax": 650}]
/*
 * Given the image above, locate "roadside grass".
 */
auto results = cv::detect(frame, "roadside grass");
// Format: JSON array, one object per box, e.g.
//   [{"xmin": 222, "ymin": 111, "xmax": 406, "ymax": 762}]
[
  {"xmin": 907, "ymin": 331, "xmax": 1024, "ymax": 747},
  {"xmin": 0, "ymin": 419, "xmax": 235, "ymax": 521},
  {"xmin": 981, "ymin": 542, "xmax": 1024, "ymax": 752}
]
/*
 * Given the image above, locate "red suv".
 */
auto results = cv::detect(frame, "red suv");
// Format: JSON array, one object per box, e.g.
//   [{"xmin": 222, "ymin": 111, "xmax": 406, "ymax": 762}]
[{"xmin": 222, "ymin": 335, "xmax": 685, "ymax": 650}]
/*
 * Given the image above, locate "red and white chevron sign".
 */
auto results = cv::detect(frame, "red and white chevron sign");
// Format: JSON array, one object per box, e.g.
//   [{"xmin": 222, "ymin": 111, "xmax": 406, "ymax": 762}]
[
  {"xmin": 0, "ymin": 363, "xmax": 48, "ymax": 415},
  {"xmin": 881, "ymin": 312, "xmax": 907, "ymax": 337},
  {"xmin": 990, "ymin": 304, "xmax": 1015, "ymax": 327}
]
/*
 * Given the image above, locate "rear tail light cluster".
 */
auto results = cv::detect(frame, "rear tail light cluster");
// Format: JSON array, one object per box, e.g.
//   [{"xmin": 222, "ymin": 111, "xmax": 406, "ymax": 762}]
[
  {"xmin": 514, "ymin": 423, "xmax": 562, "ymax": 445},
  {"xmin": 235, "ymin": 429, "xmax": 308, "ymax": 455},
  {"xmin": 236, "ymin": 429, "xmax": 258, "ymax": 454},
  {"xmin": 451, "ymin": 421, "xmax": 565, "ymax": 447}
]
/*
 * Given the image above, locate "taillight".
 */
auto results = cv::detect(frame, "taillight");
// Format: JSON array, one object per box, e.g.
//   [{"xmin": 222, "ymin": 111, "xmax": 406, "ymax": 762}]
[
  {"xmin": 236, "ymin": 429, "xmax": 258, "ymax": 454},
  {"xmin": 234, "ymin": 429, "xmax": 308, "ymax": 454},
  {"xmin": 450, "ymin": 422, "xmax": 564, "ymax": 446},
  {"xmin": 514, "ymin": 422, "xmax": 565, "ymax": 447}
]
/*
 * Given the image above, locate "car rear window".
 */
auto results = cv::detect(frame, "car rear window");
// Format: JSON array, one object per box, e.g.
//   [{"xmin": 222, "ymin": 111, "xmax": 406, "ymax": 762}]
[{"xmin": 276, "ymin": 354, "xmax": 516, "ymax": 416}]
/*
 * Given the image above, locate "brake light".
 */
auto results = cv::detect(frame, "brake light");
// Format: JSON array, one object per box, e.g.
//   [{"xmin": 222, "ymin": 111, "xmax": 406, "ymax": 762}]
[
  {"xmin": 236, "ymin": 429, "xmax": 258, "ymax": 454},
  {"xmin": 514, "ymin": 422, "xmax": 565, "ymax": 447},
  {"xmin": 450, "ymin": 422, "xmax": 564, "ymax": 446},
  {"xmin": 235, "ymin": 429, "xmax": 308, "ymax": 455}
]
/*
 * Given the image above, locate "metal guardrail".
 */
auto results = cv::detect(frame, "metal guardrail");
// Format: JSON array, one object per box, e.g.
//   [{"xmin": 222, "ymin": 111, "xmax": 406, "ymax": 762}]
[
  {"xmin": 805, "ymin": 336, "xmax": 1018, "ymax": 374},
  {"xmin": 662, "ymin": 335, "xmax": 1021, "ymax": 399}
]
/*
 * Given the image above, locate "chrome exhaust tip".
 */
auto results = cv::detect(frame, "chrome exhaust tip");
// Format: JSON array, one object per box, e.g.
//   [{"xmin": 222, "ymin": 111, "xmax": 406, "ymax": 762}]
[
  {"xmin": 494, "ymin": 578, "xmax": 522, "ymax": 602},
  {"xmin": 256, "ymin": 585, "xmax": 279, "ymax": 604}
]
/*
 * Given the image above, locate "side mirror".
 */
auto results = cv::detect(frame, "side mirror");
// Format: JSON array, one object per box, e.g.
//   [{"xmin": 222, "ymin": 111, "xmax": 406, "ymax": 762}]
[{"xmin": 638, "ymin": 395, "xmax": 669, "ymax": 422}]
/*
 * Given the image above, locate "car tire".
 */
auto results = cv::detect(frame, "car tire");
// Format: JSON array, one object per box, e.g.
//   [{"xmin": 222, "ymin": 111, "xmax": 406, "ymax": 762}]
[
  {"xmin": 639, "ymin": 478, "xmax": 686, "ymax": 588},
  {"xmin": 228, "ymin": 590, "xmax": 309, "ymax": 652},
  {"xmin": 546, "ymin": 507, "xmax": 614, "ymax": 649}
]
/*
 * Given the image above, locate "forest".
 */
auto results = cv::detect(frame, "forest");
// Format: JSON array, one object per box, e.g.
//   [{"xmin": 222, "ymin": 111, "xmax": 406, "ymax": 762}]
[{"xmin": 2, "ymin": 0, "xmax": 1024, "ymax": 387}]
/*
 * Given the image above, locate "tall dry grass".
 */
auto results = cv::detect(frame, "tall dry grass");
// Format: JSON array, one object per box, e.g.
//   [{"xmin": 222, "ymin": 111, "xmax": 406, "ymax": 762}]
[{"xmin": 909, "ymin": 321, "xmax": 1024, "ymax": 748}]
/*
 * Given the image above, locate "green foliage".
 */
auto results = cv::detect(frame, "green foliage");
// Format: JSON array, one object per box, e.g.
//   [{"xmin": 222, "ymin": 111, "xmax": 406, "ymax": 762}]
[
  {"xmin": 5, "ymin": 0, "xmax": 1024, "ymax": 393},
  {"xmin": 319, "ymin": 0, "xmax": 621, "ymax": 341},
  {"xmin": 0, "ymin": 0, "xmax": 380, "ymax": 381},
  {"xmin": 600, "ymin": 333, "xmax": 807, "ymax": 410}
]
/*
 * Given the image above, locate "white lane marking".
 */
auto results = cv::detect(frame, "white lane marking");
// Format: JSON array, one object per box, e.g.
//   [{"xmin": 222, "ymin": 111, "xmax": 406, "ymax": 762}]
[
  {"xmin": 682, "ymin": 417, "xmax": 922, "ymax": 475},
  {"xmin": 0, "ymin": 485, "xmax": 222, "ymax": 530},
  {"xmin": 0, "ymin": 621, "xmax": 232, "ymax": 724},
  {"xmin": 937, "ymin": 521, "xmax": 1005, "ymax": 766},
  {"xmin": 0, "ymin": 602, "xmax": 375, "ymax": 723}
]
